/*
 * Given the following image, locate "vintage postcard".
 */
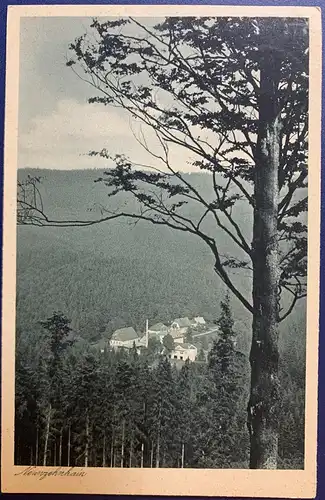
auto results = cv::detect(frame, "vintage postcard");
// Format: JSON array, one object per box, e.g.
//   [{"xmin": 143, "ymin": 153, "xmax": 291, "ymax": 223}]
[{"xmin": 1, "ymin": 4, "xmax": 322, "ymax": 497}]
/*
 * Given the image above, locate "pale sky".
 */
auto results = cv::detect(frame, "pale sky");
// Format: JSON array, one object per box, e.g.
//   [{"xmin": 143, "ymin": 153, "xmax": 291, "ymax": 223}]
[{"xmin": 18, "ymin": 16, "xmax": 197, "ymax": 171}]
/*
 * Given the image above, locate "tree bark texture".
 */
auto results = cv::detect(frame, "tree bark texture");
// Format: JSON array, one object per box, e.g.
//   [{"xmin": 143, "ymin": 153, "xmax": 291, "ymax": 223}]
[{"xmin": 248, "ymin": 52, "xmax": 281, "ymax": 469}]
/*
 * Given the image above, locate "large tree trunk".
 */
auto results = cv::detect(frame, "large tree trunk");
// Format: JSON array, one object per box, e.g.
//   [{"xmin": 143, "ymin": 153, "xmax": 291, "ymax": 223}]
[{"xmin": 248, "ymin": 51, "xmax": 281, "ymax": 469}]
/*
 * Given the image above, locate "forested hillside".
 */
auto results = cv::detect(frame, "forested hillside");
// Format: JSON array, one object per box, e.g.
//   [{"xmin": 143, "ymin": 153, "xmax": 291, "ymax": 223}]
[
  {"xmin": 16, "ymin": 168, "xmax": 305, "ymax": 348},
  {"xmin": 16, "ymin": 169, "xmax": 242, "ymax": 341}
]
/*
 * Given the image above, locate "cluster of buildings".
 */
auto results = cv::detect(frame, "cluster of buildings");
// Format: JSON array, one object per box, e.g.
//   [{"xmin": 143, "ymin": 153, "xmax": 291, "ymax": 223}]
[{"xmin": 92, "ymin": 316, "xmax": 208, "ymax": 362}]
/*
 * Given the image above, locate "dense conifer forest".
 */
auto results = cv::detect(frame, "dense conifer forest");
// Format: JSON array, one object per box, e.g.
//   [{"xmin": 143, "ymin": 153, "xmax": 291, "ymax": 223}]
[
  {"xmin": 15, "ymin": 302, "xmax": 305, "ymax": 469},
  {"xmin": 15, "ymin": 169, "xmax": 306, "ymax": 469}
]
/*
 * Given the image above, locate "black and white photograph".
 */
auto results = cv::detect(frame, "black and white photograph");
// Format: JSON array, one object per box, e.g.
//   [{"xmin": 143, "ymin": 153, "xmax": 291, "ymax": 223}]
[{"xmin": 1, "ymin": 4, "xmax": 322, "ymax": 497}]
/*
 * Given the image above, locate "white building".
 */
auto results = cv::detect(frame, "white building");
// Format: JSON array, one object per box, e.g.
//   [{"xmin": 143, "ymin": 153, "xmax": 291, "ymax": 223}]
[
  {"xmin": 169, "ymin": 343, "xmax": 198, "ymax": 362},
  {"xmin": 169, "ymin": 330, "xmax": 185, "ymax": 344},
  {"xmin": 169, "ymin": 317, "xmax": 192, "ymax": 336}
]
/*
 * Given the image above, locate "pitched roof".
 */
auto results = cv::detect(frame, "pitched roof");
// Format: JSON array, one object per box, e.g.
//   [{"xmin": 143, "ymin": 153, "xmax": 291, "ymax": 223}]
[
  {"xmin": 149, "ymin": 322, "xmax": 168, "ymax": 332},
  {"xmin": 172, "ymin": 317, "xmax": 192, "ymax": 328},
  {"xmin": 111, "ymin": 327, "xmax": 138, "ymax": 342},
  {"xmin": 174, "ymin": 343, "xmax": 197, "ymax": 351}
]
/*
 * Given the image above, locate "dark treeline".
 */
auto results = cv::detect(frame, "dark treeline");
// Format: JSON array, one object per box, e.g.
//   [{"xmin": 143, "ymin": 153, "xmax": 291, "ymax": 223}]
[{"xmin": 15, "ymin": 298, "xmax": 305, "ymax": 469}]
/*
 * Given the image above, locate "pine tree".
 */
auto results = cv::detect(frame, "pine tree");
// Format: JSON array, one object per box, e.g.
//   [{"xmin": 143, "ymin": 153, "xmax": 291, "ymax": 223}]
[
  {"xmin": 209, "ymin": 294, "xmax": 239, "ymax": 383},
  {"xmin": 162, "ymin": 333, "xmax": 175, "ymax": 353},
  {"xmin": 70, "ymin": 349, "xmax": 101, "ymax": 466},
  {"xmin": 196, "ymin": 348, "xmax": 206, "ymax": 362},
  {"xmin": 174, "ymin": 360, "xmax": 195, "ymax": 467},
  {"xmin": 15, "ymin": 349, "xmax": 38, "ymax": 464},
  {"xmin": 38, "ymin": 312, "xmax": 73, "ymax": 465},
  {"xmin": 185, "ymin": 329, "xmax": 194, "ymax": 344},
  {"xmin": 149, "ymin": 358, "xmax": 177, "ymax": 467},
  {"xmin": 95, "ymin": 349, "xmax": 117, "ymax": 467},
  {"xmin": 131, "ymin": 357, "xmax": 156, "ymax": 467},
  {"xmin": 197, "ymin": 295, "xmax": 250, "ymax": 467}
]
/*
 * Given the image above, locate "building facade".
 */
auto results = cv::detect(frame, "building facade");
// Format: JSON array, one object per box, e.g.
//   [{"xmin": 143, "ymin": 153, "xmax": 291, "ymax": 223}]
[{"xmin": 169, "ymin": 343, "xmax": 198, "ymax": 362}]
